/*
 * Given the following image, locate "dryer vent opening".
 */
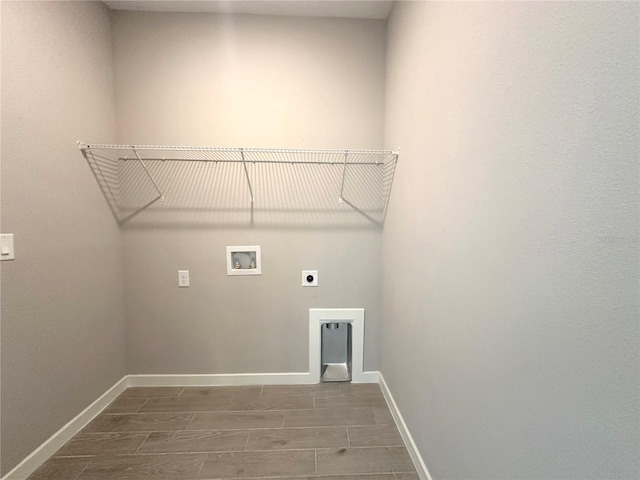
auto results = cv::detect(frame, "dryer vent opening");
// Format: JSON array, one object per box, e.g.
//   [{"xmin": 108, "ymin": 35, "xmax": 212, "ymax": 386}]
[{"xmin": 321, "ymin": 322, "xmax": 352, "ymax": 382}]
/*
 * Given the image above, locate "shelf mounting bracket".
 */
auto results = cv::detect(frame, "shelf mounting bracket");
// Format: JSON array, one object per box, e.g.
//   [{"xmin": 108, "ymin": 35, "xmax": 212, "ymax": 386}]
[
  {"xmin": 240, "ymin": 148, "xmax": 255, "ymax": 204},
  {"xmin": 133, "ymin": 148, "xmax": 165, "ymax": 202},
  {"xmin": 338, "ymin": 150, "xmax": 348, "ymax": 204}
]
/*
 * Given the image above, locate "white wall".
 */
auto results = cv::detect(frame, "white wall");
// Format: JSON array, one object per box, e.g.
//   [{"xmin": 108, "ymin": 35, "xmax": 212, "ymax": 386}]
[
  {"xmin": 0, "ymin": 1, "xmax": 126, "ymax": 475},
  {"xmin": 111, "ymin": 12, "xmax": 386, "ymax": 374},
  {"xmin": 382, "ymin": 2, "xmax": 639, "ymax": 479}
]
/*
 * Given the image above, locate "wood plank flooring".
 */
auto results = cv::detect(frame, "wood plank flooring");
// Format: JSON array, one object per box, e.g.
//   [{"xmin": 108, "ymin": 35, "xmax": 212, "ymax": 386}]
[{"xmin": 27, "ymin": 383, "xmax": 418, "ymax": 480}]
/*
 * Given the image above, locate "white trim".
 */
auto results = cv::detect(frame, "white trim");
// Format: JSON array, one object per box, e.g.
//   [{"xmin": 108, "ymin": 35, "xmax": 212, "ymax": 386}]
[
  {"xmin": 378, "ymin": 373, "xmax": 433, "ymax": 480},
  {"xmin": 127, "ymin": 371, "xmax": 381, "ymax": 387},
  {"xmin": 309, "ymin": 308, "xmax": 366, "ymax": 383},
  {"xmin": 127, "ymin": 372, "xmax": 312, "ymax": 386},
  {"xmin": 1, "ymin": 376, "xmax": 130, "ymax": 480},
  {"xmin": 356, "ymin": 370, "xmax": 380, "ymax": 383}
]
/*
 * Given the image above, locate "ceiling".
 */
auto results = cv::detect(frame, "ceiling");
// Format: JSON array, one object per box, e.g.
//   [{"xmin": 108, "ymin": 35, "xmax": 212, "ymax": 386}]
[{"xmin": 103, "ymin": 1, "xmax": 394, "ymax": 20}]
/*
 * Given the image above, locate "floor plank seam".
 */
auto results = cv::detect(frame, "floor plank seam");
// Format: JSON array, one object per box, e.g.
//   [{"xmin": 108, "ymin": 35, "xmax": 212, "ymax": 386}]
[
  {"xmin": 136, "ymin": 398, "xmax": 150, "ymax": 412},
  {"xmin": 133, "ymin": 432, "xmax": 152, "ymax": 454},
  {"xmin": 71, "ymin": 461, "xmax": 90, "ymax": 480},
  {"xmin": 194, "ymin": 454, "xmax": 206, "ymax": 480}
]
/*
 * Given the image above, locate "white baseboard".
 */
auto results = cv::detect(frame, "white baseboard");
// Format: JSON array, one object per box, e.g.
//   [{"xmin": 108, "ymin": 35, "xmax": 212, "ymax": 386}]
[
  {"xmin": 378, "ymin": 373, "xmax": 433, "ymax": 480},
  {"xmin": 128, "ymin": 371, "xmax": 381, "ymax": 386},
  {"xmin": 127, "ymin": 372, "xmax": 313, "ymax": 386},
  {"xmin": 1, "ymin": 376, "xmax": 130, "ymax": 480},
  {"xmin": 356, "ymin": 370, "xmax": 380, "ymax": 383}
]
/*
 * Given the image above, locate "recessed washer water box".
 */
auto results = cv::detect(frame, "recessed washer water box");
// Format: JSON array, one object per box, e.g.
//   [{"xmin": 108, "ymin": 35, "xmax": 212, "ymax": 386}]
[{"xmin": 226, "ymin": 245, "xmax": 261, "ymax": 275}]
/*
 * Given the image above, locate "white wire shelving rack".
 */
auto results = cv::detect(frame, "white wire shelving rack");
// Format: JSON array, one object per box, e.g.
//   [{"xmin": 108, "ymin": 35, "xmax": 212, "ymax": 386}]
[{"xmin": 78, "ymin": 142, "xmax": 399, "ymax": 226}]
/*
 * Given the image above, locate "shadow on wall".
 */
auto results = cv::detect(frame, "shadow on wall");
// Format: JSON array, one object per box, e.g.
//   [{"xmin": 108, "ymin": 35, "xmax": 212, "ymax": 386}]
[{"xmin": 81, "ymin": 144, "xmax": 397, "ymax": 230}]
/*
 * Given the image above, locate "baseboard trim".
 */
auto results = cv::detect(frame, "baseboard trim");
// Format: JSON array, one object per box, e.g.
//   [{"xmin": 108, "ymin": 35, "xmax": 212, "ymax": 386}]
[
  {"xmin": 1, "ymin": 375, "xmax": 130, "ymax": 480},
  {"xmin": 127, "ymin": 371, "xmax": 381, "ymax": 386},
  {"xmin": 127, "ymin": 372, "xmax": 313, "ymax": 386},
  {"xmin": 378, "ymin": 373, "xmax": 433, "ymax": 480},
  {"xmin": 356, "ymin": 370, "xmax": 381, "ymax": 383}
]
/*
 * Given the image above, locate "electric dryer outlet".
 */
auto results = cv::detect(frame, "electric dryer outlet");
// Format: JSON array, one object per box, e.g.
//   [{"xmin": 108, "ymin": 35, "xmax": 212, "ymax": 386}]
[{"xmin": 302, "ymin": 270, "xmax": 318, "ymax": 287}]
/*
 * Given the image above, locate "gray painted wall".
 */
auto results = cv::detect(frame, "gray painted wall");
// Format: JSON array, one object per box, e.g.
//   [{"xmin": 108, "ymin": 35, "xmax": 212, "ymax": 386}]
[
  {"xmin": 2, "ymin": 2, "xmax": 638, "ymax": 477},
  {"xmin": 0, "ymin": 1, "xmax": 126, "ymax": 474},
  {"xmin": 111, "ymin": 12, "xmax": 386, "ymax": 374},
  {"xmin": 382, "ymin": 2, "xmax": 639, "ymax": 479}
]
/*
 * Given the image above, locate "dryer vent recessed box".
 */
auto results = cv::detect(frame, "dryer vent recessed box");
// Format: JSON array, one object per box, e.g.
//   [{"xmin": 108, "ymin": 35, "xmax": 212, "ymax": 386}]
[{"xmin": 227, "ymin": 246, "xmax": 261, "ymax": 276}]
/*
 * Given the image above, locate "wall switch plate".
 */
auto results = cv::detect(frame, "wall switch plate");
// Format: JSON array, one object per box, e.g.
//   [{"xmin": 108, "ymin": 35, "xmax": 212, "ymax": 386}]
[
  {"xmin": 0, "ymin": 234, "xmax": 15, "ymax": 261},
  {"xmin": 302, "ymin": 270, "xmax": 318, "ymax": 287},
  {"xmin": 178, "ymin": 270, "xmax": 190, "ymax": 287}
]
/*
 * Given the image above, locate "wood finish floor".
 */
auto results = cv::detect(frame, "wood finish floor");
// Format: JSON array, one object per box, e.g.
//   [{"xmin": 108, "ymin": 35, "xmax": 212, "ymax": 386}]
[{"xmin": 27, "ymin": 383, "xmax": 418, "ymax": 480}]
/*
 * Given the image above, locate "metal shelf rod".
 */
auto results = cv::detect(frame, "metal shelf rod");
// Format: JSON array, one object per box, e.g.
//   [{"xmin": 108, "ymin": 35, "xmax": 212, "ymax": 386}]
[
  {"xmin": 118, "ymin": 157, "xmax": 386, "ymax": 165},
  {"xmin": 79, "ymin": 142, "xmax": 399, "ymax": 156}
]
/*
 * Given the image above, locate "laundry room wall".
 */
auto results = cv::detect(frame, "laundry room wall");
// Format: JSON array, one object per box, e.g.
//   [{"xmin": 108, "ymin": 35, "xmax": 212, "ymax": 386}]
[
  {"xmin": 110, "ymin": 11, "xmax": 386, "ymax": 374},
  {"xmin": 382, "ymin": 1, "xmax": 639, "ymax": 479},
  {"xmin": 0, "ymin": 1, "xmax": 125, "ymax": 475}
]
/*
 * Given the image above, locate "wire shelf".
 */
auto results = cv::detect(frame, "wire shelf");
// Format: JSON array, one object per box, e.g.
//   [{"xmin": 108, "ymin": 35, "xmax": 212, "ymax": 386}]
[{"xmin": 78, "ymin": 142, "xmax": 399, "ymax": 227}]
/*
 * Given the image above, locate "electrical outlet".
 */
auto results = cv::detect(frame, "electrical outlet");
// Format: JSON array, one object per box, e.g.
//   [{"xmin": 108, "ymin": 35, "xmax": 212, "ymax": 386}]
[
  {"xmin": 178, "ymin": 270, "xmax": 190, "ymax": 287},
  {"xmin": 302, "ymin": 270, "xmax": 318, "ymax": 287}
]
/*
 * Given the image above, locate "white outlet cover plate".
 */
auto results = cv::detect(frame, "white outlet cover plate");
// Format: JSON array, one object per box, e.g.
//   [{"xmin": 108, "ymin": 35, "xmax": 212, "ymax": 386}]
[
  {"xmin": 0, "ymin": 234, "xmax": 15, "ymax": 261},
  {"xmin": 178, "ymin": 270, "xmax": 190, "ymax": 287},
  {"xmin": 302, "ymin": 270, "xmax": 318, "ymax": 287}
]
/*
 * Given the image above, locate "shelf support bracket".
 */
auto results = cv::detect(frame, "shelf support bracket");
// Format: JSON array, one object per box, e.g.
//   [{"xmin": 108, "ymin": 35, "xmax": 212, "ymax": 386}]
[
  {"xmin": 338, "ymin": 150, "xmax": 348, "ymax": 204},
  {"xmin": 240, "ymin": 148, "xmax": 255, "ymax": 204},
  {"xmin": 133, "ymin": 148, "xmax": 165, "ymax": 202}
]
